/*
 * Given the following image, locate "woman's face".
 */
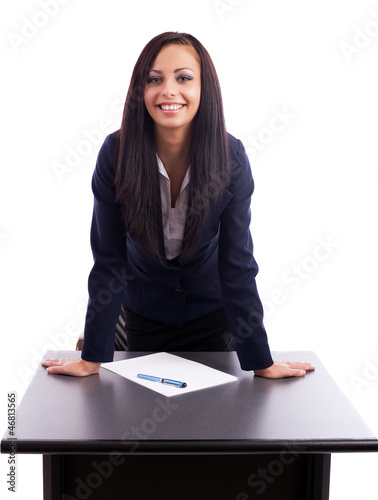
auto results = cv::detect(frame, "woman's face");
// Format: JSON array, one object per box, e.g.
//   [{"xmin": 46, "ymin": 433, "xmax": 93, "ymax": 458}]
[{"xmin": 144, "ymin": 44, "xmax": 201, "ymax": 135}]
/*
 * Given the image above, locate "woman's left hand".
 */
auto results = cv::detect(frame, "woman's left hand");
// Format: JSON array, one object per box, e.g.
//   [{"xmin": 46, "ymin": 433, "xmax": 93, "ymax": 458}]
[{"xmin": 254, "ymin": 360, "xmax": 315, "ymax": 379}]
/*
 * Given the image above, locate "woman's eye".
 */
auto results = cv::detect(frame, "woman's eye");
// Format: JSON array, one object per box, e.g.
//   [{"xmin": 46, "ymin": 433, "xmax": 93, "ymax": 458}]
[
  {"xmin": 178, "ymin": 75, "xmax": 192, "ymax": 82},
  {"xmin": 147, "ymin": 77, "xmax": 161, "ymax": 84}
]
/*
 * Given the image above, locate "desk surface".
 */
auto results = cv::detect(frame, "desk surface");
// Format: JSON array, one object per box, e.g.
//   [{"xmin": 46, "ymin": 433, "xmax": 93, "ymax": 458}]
[{"xmin": 2, "ymin": 351, "xmax": 377, "ymax": 454}]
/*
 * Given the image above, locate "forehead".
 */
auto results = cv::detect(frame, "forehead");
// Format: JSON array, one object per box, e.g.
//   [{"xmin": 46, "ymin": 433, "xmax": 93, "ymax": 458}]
[{"xmin": 151, "ymin": 44, "xmax": 201, "ymax": 72}]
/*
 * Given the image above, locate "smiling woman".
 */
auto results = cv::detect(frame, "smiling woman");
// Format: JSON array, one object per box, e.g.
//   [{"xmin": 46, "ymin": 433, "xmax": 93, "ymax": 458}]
[{"xmin": 42, "ymin": 32, "xmax": 315, "ymax": 379}]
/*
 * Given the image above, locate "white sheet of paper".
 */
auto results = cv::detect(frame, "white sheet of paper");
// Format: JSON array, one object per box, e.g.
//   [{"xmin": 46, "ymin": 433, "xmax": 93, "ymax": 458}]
[{"xmin": 101, "ymin": 352, "xmax": 238, "ymax": 396}]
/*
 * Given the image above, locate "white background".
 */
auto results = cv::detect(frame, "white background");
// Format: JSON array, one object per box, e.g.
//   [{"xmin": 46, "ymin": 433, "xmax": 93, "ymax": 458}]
[{"xmin": 1, "ymin": 0, "xmax": 378, "ymax": 498}]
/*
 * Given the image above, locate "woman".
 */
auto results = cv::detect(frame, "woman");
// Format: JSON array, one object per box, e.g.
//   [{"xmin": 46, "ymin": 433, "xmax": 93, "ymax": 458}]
[{"xmin": 43, "ymin": 32, "xmax": 314, "ymax": 378}]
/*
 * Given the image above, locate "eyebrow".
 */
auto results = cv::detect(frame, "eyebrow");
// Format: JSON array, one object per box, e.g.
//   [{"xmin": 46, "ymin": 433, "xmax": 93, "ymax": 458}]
[{"xmin": 149, "ymin": 67, "xmax": 195, "ymax": 74}]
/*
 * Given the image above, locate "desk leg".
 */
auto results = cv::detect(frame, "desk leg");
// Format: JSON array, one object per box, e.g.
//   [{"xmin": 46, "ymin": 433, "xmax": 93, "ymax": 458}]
[
  {"xmin": 43, "ymin": 455, "xmax": 63, "ymax": 500},
  {"xmin": 306, "ymin": 454, "xmax": 331, "ymax": 500}
]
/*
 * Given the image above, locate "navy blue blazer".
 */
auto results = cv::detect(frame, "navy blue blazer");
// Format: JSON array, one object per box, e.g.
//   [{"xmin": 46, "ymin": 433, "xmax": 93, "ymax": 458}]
[{"xmin": 82, "ymin": 131, "xmax": 274, "ymax": 371}]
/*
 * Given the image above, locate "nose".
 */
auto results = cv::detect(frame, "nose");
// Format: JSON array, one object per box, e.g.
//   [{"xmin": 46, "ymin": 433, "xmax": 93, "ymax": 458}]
[{"xmin": 162, "ymin": 77, "xmax": 178, "ymax": 97}]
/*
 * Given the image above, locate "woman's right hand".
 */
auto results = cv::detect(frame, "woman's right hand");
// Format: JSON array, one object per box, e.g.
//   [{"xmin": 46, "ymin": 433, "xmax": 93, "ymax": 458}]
[{"xmin": 41, "ymin": 358, "xmax": 101, "ymax": 377}]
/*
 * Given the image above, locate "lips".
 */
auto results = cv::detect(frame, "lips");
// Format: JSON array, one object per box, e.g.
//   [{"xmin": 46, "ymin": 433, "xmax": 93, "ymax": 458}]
[{"xmin": 157, "ymin": 103, "xmax": 186, "ymax": 111}]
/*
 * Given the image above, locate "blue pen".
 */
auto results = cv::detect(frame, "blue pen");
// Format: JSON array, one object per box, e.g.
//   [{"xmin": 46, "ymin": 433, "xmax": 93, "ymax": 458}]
[{"xmin": 137, "ymin": 373, "xmax": 187, "ymax": 388}]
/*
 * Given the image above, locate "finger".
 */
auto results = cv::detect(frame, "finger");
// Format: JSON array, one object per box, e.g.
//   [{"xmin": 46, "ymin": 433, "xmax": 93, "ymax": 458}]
[
  {"xmin": 42, "ymin": 359, "xmax": 66, "ymax": 367},
  {"xmin": 286, "ymin": 361, "xmax": 313, "ymax": 366},
  {"xmin": 293, "ymin": 369, "xmax": 307, "ymax": 377},
  {"xmin": 275, "ymin": 368, "xmax": 306, "ymax": 378},
  {"xmin": 46, "ymin": 364, "xmax": 80, "ymax": 376},
  {"xmin": 277, "ymin": 366, "xmax": 307, "ymax": 378},
  {"xmin": 287, "ymin": 362, "xmax": 315, "ymax": 370},
  {"xmin": 304, "ymin": 365, "xmax": 315, "ymax": 371},
  {"xmin": 297, "ymin": 364, "xmax": 315, "ymax": 371},
  {"xmin": 42, "ymin": 358, "xmax": 77, "ymax": 366},
  {"xmin": 42, "ymin": 358, "xmax": 60, "ymax": 364},
  {"xmin": 46, "ymin": 365, "xmax": 68, "ymax": 375}
]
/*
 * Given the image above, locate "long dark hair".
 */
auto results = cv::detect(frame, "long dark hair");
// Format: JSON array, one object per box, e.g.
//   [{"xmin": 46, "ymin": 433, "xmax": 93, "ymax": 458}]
[{"xmin": 115, "ymin": 32, "xmax": 230, "ymax": 260}]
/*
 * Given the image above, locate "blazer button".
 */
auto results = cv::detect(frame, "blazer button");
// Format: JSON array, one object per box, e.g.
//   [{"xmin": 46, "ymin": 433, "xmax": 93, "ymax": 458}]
[{"xmin": 174, "ymin": 288, "xmax": 183, "ymax": 295}]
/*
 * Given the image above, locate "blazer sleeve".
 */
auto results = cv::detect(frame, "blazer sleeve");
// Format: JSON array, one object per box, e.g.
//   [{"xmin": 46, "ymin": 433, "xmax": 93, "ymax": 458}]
[
  {"xmin": 81, "ymin": 133, "xmax": 129, "ymax": 362},
  {"xmin": 218, "ymin": 139, "xmax": 274, "ymax": 371}
]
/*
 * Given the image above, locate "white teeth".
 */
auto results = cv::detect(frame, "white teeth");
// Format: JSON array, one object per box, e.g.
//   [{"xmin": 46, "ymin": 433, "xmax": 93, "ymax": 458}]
[{"xmin": 160, "ymin": 104, "xmax": 183, "ymax": 110}]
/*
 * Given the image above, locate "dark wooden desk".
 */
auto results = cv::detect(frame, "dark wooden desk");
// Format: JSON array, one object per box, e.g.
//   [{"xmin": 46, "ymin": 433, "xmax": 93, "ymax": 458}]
[{"xmin": 2, "ymin": 350, "xmax": 377, "ymax": 499}]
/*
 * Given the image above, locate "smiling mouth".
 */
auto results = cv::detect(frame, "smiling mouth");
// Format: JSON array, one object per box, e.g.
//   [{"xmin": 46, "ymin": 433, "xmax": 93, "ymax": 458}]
[{"xmin": 158, "ymin": 104, "xmax": 185, "ymax": 111}]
